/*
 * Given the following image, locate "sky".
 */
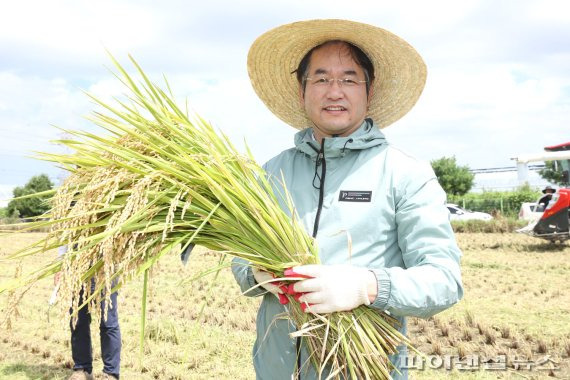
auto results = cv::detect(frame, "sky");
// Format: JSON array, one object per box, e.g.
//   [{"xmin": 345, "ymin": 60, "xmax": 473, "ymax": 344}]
[{"xmin": 1, "ymin": 0, "xmax": 569, "ymax": 205}]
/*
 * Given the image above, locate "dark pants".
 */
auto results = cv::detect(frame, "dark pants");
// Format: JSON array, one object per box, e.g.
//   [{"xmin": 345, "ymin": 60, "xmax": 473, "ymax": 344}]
[{"xmin": 71, "ymin": 281, "xmax": 121, "ymax": 378}]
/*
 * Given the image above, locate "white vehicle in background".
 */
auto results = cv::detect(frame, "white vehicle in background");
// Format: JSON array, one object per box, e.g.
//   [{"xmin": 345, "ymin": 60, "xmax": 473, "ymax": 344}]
[
  {"xmin": 446, "ymin": 204, "xmax": 493, "ymax": 221},
  {"xmin": 518, "ymin": 202, "xmax": 545, "ymax": 221}
]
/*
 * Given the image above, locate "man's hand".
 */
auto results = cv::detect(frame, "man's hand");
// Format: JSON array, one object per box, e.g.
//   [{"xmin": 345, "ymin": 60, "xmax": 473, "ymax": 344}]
[
  {"xmin": 252, "ymin": 267, "xmax": 289, "ymax": 304},
  {"xmin": 284, "ymin": 265, "xmax": 377, "ymax": 313}
]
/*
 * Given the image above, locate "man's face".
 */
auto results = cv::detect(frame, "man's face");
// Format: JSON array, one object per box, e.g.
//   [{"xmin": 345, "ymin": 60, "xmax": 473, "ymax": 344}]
[{"xmin": 300, "ymin": 42, "xmax": 372, "ymax": 140}]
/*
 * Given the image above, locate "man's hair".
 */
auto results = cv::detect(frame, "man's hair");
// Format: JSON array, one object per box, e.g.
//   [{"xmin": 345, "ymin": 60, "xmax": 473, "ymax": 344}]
[{"xmin": 292, "ymin": 40, "xmax": 375, "ymax": 97}]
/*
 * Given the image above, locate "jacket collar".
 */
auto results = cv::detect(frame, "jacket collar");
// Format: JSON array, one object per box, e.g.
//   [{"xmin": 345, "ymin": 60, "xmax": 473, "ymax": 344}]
[{"xmin": 294, "ymin": 118, "xmax": 387, "ymax": 158}]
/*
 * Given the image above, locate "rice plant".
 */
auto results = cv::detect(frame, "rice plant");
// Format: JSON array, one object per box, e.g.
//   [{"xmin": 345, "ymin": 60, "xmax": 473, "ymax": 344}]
[{"xmin": 0, "ymin": 55, "xmax": 413, "ymax": 379}]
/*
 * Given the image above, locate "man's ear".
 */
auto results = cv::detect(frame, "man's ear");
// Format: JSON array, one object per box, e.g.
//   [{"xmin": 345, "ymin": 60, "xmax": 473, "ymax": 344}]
[
  {"xmin": 298, "ymin": 85, "xmax": 305, "ymax": 108},
  {"xmin": 367, "ymin": 84, "xmax": 375, "ymax": 107}
]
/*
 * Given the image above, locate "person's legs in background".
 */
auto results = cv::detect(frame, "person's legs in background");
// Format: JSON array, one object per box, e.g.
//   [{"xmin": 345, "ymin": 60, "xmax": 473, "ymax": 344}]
[
  {"xmin": 70, "ymin": 286, "xmax": 94, "ymax": 379},
  {"xmin": 99, "ymin": 289, "xmax": 121, "ymax": 379}
]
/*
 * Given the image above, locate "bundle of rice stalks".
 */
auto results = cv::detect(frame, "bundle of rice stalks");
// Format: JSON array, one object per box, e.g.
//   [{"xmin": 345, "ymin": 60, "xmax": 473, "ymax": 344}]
[{"xmin": 0, "ymin": 55, "xmax": 413, "ymax": 379}]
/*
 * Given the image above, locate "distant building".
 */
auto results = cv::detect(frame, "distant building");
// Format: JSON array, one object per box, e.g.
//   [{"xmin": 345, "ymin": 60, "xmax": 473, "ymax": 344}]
[{"xmin": 471, "ymin": 165, "xmax": 551, "ymax": 192}]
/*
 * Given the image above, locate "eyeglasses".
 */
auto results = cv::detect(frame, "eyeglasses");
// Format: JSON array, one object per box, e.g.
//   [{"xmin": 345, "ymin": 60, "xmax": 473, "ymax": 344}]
[
  {"xmin": 305, "ymin": 77, "xmax": 368, "ymax": 88},
  {"xmin": 305, "ymin": 76, "xmax": 368, "ymax": 88}
]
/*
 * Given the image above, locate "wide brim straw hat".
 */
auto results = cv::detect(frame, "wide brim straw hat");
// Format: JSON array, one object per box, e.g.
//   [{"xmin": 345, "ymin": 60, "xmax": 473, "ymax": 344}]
[{"xmin": 247, "ymin": 19, "xmax": 427, "ymax": 129}]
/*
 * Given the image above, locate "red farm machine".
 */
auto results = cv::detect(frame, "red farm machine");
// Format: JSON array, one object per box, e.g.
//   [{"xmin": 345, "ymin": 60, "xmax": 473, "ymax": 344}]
[{"xmin": 515, "ymin": 141, "xmax": 570, "ymax": 243}]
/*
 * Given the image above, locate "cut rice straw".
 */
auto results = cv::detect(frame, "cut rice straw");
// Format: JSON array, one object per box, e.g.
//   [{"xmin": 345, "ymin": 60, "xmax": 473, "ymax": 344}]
[{"xmin": 0, "ymin": 54, "xmax": 416, "ymax": 379}]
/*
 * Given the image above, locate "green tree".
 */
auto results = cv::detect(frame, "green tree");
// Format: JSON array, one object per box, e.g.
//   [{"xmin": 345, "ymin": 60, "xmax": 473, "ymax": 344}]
[
  {"xmin": 431, "ymin": 156, "xmax": 474, "ymax": 196},
  {"xmin": 538, "ymin": 161, "xmax": 568, "ymax": 186},
  {"xmin": 6, "ymin": 174, "xmax": 54, "ymax": 218}
]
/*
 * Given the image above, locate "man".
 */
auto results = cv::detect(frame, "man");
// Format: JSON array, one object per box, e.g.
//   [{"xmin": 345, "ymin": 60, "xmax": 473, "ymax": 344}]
[
  {"xmin": 232, "ymin": 19, "xmax": 463, "ymax": 379},
  {"xmin": 538, "ymin": 185, "xmax": 556, "ymax": 209},
  {"xmin": 56, "ymin": 245, "xmax": 122, "ymax": 380}
]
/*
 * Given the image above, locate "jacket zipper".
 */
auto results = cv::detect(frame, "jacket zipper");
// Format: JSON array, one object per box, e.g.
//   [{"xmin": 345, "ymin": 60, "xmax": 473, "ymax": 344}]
[
  {"xmin": 307, "ymin": 139, "xmax": 327, "ymax": 237},
  {"xmin": 312, "ymin": 141, "xmax": 326, "ymax": 238}
]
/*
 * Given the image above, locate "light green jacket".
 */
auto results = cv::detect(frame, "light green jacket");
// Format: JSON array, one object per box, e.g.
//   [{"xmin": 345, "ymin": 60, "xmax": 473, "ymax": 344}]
[{"xmin": 232, "ymin": 119, "xmax": 463, "ymax": 379}]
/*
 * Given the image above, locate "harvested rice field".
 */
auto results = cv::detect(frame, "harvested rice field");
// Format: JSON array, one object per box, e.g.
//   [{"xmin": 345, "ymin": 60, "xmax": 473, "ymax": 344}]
[{"xmin": 0, "ymin": 232, "xmax": 569, "ymax": 379}]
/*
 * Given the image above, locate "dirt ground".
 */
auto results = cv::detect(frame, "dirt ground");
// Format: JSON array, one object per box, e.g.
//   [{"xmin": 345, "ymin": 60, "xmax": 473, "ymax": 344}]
[{"xmin": 0, "ymin": 232, "xmax": 568, "ymax": 379}]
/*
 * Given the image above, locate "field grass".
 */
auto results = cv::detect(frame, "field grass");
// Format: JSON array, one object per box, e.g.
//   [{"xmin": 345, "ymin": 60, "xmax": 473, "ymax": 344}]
[
  {"xmin": 0, "ymin": 232, "xmax": 569, "ymax": 379},
  {"xmin": 450, "ymin": 218, "xmax": 528, "ymax": 233}
]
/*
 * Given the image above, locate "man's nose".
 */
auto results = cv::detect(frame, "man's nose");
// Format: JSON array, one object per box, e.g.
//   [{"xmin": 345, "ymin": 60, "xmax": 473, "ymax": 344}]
[{"xmin": 326, "ymin": 80, "xmax": 344, "ymax": 98}]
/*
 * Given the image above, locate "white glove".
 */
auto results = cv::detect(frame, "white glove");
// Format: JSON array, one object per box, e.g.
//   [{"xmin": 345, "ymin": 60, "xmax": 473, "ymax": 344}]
[
  {"xmin": 252, "ymin": 267, "xmax": 284, "ymax": 295},
  {"xmin": 285, "ymin": 265, "xmax": 374, "ymax": 313},
  {"xmin": 252, "ymin": 267, "xmax": 291, "ymax": 305}
]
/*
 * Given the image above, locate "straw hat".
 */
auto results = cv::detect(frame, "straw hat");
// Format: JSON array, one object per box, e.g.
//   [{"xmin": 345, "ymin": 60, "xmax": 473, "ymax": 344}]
[{"xmin": 247, "ymin": 19, "xmax": 427, "ymax": 129}]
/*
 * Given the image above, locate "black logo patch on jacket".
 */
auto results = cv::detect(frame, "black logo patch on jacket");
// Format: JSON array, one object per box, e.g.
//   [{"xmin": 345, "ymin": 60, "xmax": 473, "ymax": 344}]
[{"xmin": 338, "ymin": 191, "xmax": 372, "ymax": 202}]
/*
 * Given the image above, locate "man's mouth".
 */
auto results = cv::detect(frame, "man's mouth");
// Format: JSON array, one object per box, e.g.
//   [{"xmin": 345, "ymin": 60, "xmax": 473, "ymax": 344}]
[{"xmin": 323, "ymin": 106, "xmax": 346, "ymax": 111}]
